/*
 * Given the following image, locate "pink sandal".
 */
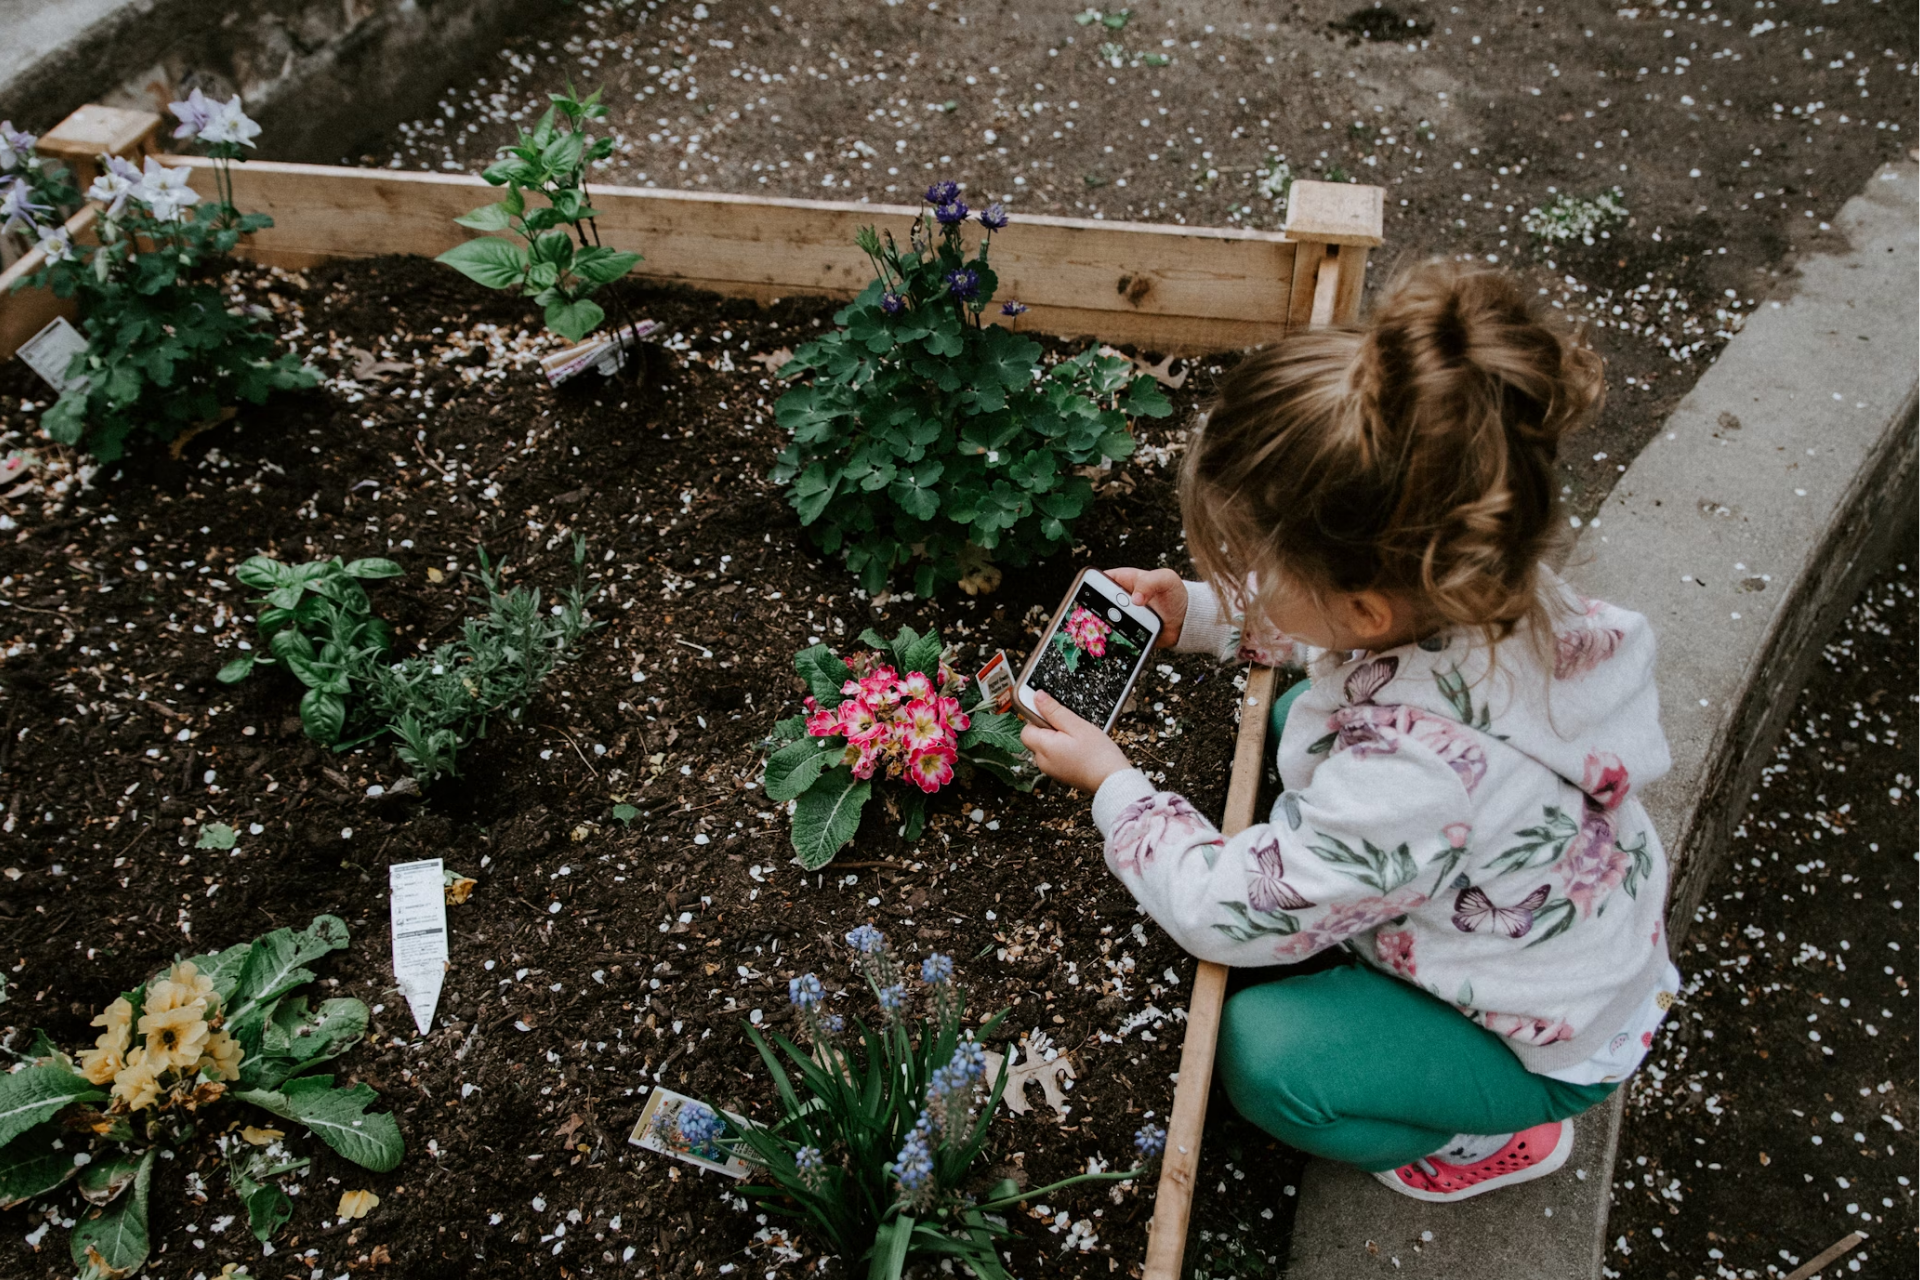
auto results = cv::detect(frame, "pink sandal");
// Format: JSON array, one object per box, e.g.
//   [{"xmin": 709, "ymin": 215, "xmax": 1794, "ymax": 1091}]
[{"xmin": 1372, "ymin": 1120, "xmax": 1575, "ymax": 1203}]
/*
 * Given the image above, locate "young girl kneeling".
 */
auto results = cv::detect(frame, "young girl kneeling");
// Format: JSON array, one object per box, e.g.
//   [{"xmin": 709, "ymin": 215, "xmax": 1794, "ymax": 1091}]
[{"xmin": 1021, "ymin": 259, "xmax": 1679, "ymax": 1202}]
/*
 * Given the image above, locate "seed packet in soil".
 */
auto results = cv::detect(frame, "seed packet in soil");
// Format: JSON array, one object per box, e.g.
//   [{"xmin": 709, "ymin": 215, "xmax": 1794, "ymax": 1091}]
[
  {"xmin": 17, "ymin": 316, "xmax": 88, "ymax": 392},
  {"xmin": 974, "ymin": 649, "xmax": 1015, "ymax": 714},
  {"xmin": 629, "ymin": 1086, "xmax": 754, "ymax": 1179}
]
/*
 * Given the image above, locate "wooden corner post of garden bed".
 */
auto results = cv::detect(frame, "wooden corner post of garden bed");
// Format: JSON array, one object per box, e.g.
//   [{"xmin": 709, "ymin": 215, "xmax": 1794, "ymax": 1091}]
[{"xmin": 1139, "ymin": 181, "xmax": 1379, "ymax": 1280}]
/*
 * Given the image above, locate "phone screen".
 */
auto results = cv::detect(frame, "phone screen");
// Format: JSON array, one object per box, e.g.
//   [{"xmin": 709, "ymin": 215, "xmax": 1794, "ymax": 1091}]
[{"xmin": 1026, "ymin": 579, "xmax": 1156, "ymax": 728}]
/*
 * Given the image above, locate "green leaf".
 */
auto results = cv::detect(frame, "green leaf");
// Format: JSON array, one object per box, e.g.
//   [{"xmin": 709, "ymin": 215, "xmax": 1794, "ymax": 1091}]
[
  {"xmin": 544, "ymin": 296, "xmax": 606, "ymax": 343},
  {"xmin": 0, "ymin": 1122, "xmax": 78, "ymax": 1210},
  {"xmin": 0, "ymin": 1065, "xmax": 104, "ymax": 1149},
  {"xmin": 789, "ymin": 767, "xmax": 869, "ymax": 870},
  {"xmin": 1122, "ymin": 375, "xmax": 1173, "ymax": 418},
  {"xmin": 793, "ymin": 645, "xmax": 851, "ymax": 707},
  {"xmin": 215, "ymin": 654, "xmax": 258, "ymax": 684},
  {"xmin": 453, "ymin": 202, "xmax": 516, "ymax": 232},
  {"xmin": 571, "ymin": 246, "xmax": 643, "ymax": 285},
  {"xmin": 228, "ymin": 916, "xmax": 351, "ymax": 1026},
  {"xmin": 234, "ymin": 556, "xmax": 291, "ymax": 590},
  {"xmin": 342, "ymin": 558, "xmax": 403, "ymax": 580},
  {"xmin": 791, "ymin": 463, "xmax": 839, "ymax": 525},
  {"xmin": 436, "ymin": 237, "xmax": 529, "ymax": 290},
  {"xmin": 234, "ymin": 1076, "xmax": 404, "ymax": 1172},
  {"xmin": 285, "ymin": 653, "xmax": 350, "ymax": 695},
  {"xmin": 899, "ymin": 628, "xmax": 943, "ymax": 681},
  {"xmin": 957, "ymin": 711, "xmax": 1026, "ymax": 755},
  {"xmin": 611, "ymin": 803, "xmax": 639, "ymax": 827},
  {"xmin": 242, "ymin": 1182, "xmax": 293, "ymax": 1242},
  {"xmin": 869, "ymin": 1213, "xmax": 915, "ymax": 1280},
  {"xmin": 69, "ymin": 1148, "xmax": 152, "ymax": 1280},
  {"xmin": 77, "ymin": 1153, "xmax": 142, "ymax": 1207},
  {"xmin": 196, "ymin": 823, "xmax": 237, "ymax": 851},
  {"xmin": 763, "ymin": 737, "xmax": 837, "ymax": 802},
  {"xmin": 260, "ymin": 997, "xmax": 370, "ymax": 1074},
  {"xmin": 299, "ymin": 688, "xmax": 347, "ymax": 744}
]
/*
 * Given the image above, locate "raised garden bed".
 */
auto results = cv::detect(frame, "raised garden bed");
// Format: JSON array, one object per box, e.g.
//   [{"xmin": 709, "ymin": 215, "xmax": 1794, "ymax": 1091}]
[{"xmin": 0, "ymin": 134, "xmax": 1370, "ymax": 1270}]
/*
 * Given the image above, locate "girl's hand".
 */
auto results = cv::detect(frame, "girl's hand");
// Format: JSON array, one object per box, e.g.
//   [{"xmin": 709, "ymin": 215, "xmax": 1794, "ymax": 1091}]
[
  {"xmin": 1019, "ymin": 691, "xmax": 1134, "ymax": 794},
  {"xmin": 1104, "ymin": 567, "xmax": 1187, "ymax": 649}
]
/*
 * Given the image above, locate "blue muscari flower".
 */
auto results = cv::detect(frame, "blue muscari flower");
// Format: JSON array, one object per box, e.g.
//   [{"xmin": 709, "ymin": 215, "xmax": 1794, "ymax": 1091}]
[
  {"xmin": 795, "ymin": 1145, "xmax": 826, "ymax": 1187},
  {"xmin": 977, "ymin": 202, "xmax": 1009, "ymax": 230},
  {"xmin": 789, "ymin": 973, "xmax": 824, "ymax": 1009},
  {"xmin": 845, "ymin": 924, "xmax": 886, "ymax": 954},
  {"xmin": 947, "ymin": 1039, "xmax": 986, "ymax": 1084},
  {"xmin": 1001, "ymin": 301, "xmax": 1028, "ymax": 317},
  {"xmin": 933, "ymin": 200, "xmax": 970, "ymax": 226},
  {"xmin": 920, "ymin": 953, "xmax": 954, "ymax": 985},
  {"xmin": 894, "ymin": 1117, "xmax": 936, "ymax": 1194},
  {"xmin": 880, "ymin": 290, "xmax": 905, "ymax": 315},
  {"xmin": 677, "ymin": 1101, "xmax": 726, "ymax": 1150},
  {"xmin": 821, "ymin": 1013, "xmax": 846, "ymax": 1036},
  {"xmin": 924, "ymin": 180, "xmax": 960, "ymax": 205},
  {"xmin": 944, "ymin": 268, "xmax": 979, "ymax": 302},
  {"xmin": 877, "ymin": 983, "xmax": 908, "ymax": 1013},
  {"xmin": 1135, "ymin": 1124, "xmax": 1167, "ymax": 1160}
]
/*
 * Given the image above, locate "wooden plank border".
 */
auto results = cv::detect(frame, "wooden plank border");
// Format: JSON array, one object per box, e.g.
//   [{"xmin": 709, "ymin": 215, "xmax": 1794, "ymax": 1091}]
[
  {"xmin": 1141, "ymin": 664, "xmax": 1279, "ymax": 1280},
  {"xmin": 0, "ymin": 138, "xmax": 1381, "ymax": 360}
]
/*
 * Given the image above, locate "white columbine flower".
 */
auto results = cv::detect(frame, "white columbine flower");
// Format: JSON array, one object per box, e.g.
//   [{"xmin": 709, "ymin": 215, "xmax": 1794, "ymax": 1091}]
[
  {"xmin": 88, "ymin": 167, "xmax": 137, "ymax": 217},
  {"xmin": 136, "ymin": 156, "xmax": 200, "ymax": 222},
  {"xmin": 36, "ymin": 224, "xmax": 74, "ymax": 263},
  {"xmin": 197, "ymin": 95, "xmax": 261, "ymax": 149},
  {"xmin": 0, "ymin": 122, "xmax": 34, "ymax": 173}
]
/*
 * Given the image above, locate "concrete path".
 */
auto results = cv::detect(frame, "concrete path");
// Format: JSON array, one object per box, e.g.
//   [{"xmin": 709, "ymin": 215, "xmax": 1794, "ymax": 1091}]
[{"xmin": 1286, "ymin": 155, "xmax": 1916, "ymax": 1280}]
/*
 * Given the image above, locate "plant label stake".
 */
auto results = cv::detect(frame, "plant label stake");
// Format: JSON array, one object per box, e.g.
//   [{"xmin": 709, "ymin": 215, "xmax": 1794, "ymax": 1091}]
[
  {"xmin": 540, "ymin": 320, "xmax": 660, "ymax": 387},
  {"xmin": 629, "ymin": 1087, "xmax": 755, "ymax": 1179},
  {"xmin": 16, "ymin": 316, "xmax": 88, "ymax": 392},
  {"xmin": 1143, "ymin": 664, "xmax": 1279, "ymax": 1280},
  {"xmin": 388, "ymin": 858, "xmax": 449, "ymax": 1035}
]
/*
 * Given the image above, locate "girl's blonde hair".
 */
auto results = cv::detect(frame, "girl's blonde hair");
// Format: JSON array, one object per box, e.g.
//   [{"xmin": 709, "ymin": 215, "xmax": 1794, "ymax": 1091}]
[{"xmin": 1181, "ymin": 257, "xmax": 1605, "ymax": 651}]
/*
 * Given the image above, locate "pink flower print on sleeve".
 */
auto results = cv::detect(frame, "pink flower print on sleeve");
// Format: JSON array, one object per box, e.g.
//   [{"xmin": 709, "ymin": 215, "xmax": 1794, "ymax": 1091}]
[
  {"xmin": 1559, "ymin": 801, "xmax": 1628, "ymax": 917},
  {"xmin": 1442, "ymin": 822, "xmax": 1473, "ymax": 850},
  {"xmin": 1331, "ymin": 705, "xmax": 1490, "ymax": 794},
  {"xmin": 1109, "ymin": 792, "xmax": 1219, "ymax": 875},
  {"xmin": 1268, "ymin": 885, "xmax": 1428, "ymax": 962},
  {"xmin": 1478, "ymin": 1011, "xmax": 1577, "ymax": 1046},
  {"xmin": 1246, "ymin": 832, "xmax": 1315, "ymax": 913},
  {"xmin": 1342, "ymin": 655, "xmax": 1400, "ymax": 705},
  {"xmin": 1374, "ymin": 928, "xmax": 1418, "ymax": 978},
  {"xmin": 1581, "ymin": 751, "xmax": 1631, "ymax": 811},
  {"xmin": 1553, "ymin": 599, "xmax": 1625, "ymax": 680}
]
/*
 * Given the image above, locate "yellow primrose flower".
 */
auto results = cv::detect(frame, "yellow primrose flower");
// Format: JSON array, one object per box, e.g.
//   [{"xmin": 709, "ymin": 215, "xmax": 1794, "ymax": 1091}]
[
  {"xmin": 201, "ymin": 1029, "xmax": 244, "ymax": 1082},
  {"xmin": 79, "ymin": 997, "xmax": 135, "ymax": 1085},
  {"xmin": 111, "ymin": 1047, "xmax": 163, "ymax": 1112},
  {"xmin": 147, "ymin": 960, "xmax": 217, "ymax": 1015},
  {"xmin": 138, "ymin": 1002, "xmax": 211, "ymax": 1071}
]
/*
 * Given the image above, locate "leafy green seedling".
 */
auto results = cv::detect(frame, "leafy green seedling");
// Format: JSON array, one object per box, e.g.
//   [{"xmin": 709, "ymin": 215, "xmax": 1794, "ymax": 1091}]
[{"xmin": 196, "ymin": 823, "xmax": 238, "ymax": 851}]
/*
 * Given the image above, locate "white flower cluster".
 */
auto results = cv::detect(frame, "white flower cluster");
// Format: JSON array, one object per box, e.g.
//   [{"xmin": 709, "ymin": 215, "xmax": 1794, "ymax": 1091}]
[
  {"xmin": 87, "ymin": 154, "xmax": 201, "ymax": 224},
  {"xmin": 1521, "ymin": 186, "xmax": 1629, "ymax": 246}
]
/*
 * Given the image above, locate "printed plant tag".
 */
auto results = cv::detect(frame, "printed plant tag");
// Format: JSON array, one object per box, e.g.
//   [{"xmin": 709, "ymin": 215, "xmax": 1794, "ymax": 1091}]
[
  {"xmin": 628, "ymin": 1086, "xmax": 754, "ymax": 1179},
  {"xmin": 974, "ymin": 649, "xmax": 1015, "ymax": 714},
  {"xmin": 539, "ymin": 320, "xmax": 661, "ymax": 387},
  {"xmin": 388, "ymin": 858, "xmax": 449, "ymax": 1035},
  {"xmin": 18, "ymin": 317, "xmax": 89, "ymax": 392}
]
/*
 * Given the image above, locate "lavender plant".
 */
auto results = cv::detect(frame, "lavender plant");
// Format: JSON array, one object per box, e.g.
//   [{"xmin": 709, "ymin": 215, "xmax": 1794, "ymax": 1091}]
[
  {"xmin": 11, "ymin": 93, "xmax": 317, "ymax": 461},
  {"xmin": 706, "ymin": 925, "xmax": 1159, "ymax": 1278},
  {"xmin": 436, "ymin": 84, "xmax": 644, "ymax": 344},
  {"xmin": 771, "ymin": 181, "xmax": 1172, "ymax": 597}
]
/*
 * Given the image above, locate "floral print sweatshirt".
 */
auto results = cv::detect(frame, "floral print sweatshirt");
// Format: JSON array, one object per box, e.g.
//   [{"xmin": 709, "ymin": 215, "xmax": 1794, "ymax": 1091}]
[{"xmin": 1090, "ymin": 576, "xmax": 1677, "ymax": 1076}]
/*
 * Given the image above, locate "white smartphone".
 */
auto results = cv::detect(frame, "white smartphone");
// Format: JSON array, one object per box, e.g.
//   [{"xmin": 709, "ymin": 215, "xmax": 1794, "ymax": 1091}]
[{"xmin": 1014, "ymin": 567, "xmax": 1165, "ymax": 733}]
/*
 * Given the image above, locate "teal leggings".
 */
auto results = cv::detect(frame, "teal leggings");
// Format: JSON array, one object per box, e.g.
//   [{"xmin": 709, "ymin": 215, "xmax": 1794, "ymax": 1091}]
[{"xmin": 1220, "ymin": 681, "xmax": 1615, "ymax": 1172}]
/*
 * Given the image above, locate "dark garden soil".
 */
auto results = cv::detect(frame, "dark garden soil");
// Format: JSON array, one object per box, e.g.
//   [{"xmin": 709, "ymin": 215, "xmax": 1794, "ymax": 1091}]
[
  {"xmin": 347, "ymin": 0, "xmax": 1919, "ymax": 517},
  {"xmin": 1608, "ymin": 543, "xmax": 1917, "ymax": 1280},
  {"xmin": 0, "ymin": 255, "xmax": 1293, "ymax": 1279}
]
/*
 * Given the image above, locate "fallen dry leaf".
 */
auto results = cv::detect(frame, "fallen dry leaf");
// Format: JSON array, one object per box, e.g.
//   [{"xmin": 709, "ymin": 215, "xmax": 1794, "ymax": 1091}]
[
  {"xmin": 337, "ymin": 1189, "xmax": 380, "ymax": 1221},
  {"xmin": 240, "ymin": 1125, "xmax": 285, "ymax": 1146},
  {"xmin": 444, "ymin": 875, "xmax": 477, "ymax": 905},
  {"xmin": 749, "ymin": 347, "xmax": 794, "ymax": 373},
  {"xmin": 426, "ymin": 567, "xmax": 446, "ymax": 584}
]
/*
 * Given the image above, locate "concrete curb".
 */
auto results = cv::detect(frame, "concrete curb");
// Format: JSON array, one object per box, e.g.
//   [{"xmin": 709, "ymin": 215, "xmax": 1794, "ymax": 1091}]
[
  {"xmin": 0, "ymin": 0, "xmax": 543, "ymax": 163},
  {"xmin": 1284, "ymin": 157, "xmax": 1917, "ymax": 1280}
]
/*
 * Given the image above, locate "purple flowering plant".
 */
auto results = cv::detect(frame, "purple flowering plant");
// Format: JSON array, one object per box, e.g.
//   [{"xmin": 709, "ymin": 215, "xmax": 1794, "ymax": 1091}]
[
  {"xmin": 772, "ymin": 179, "xmax": 1172, "ymax": 597},
  {"xmin": 704, "ymin": 925, "xmax": 1151, "ymax": 1278},
  {"xmin": 14, "ymin": 97, "xmax": 315, "ymax": 461},
  {"xmin": 436, "ymin": 84, "xmax": 645, "ymax": 346}
]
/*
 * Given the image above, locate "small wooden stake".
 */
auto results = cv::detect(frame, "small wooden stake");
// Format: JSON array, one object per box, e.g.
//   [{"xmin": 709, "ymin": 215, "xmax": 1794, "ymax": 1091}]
[
  {"xmin": 1142, "ymin": 664, "xmax": 1279, "ymax": 1280},
  {"xmin": 1782, "ymin": 1231, "xmax": 1867, "ymax": 1280}
]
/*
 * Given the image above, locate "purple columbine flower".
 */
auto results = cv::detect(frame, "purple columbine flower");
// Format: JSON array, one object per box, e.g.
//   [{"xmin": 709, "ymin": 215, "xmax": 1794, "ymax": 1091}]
[
  {"xmin": 933, "ymin": 201, "xmax": 970, "ymax": 227},
  {"xmin": 977, "ymin": 202, "xmax": 1009, "ymax": 231},
  {"xmin": 924, "ymin": 180, "xmax": 960, "ymax": 205},
  {"xmin": 1000, "ymin": 301, "xmax": 1028, "ymax": 317},
  {"xmin": 0, "ymin": 179, "xmax": 47, "ymax": 236},
  {"xmin": 944, "ymin": 268, "xmax": 979, "ymax": 302},
  {"xmin": 168, "ymin": 88, "xmax": 215, "ymax": 141},
  {"xmin": 0, "ymin": 122, "xmax": 34, "ymax": 173},
  {"xmin": 880, "ymin": 290, "xmax": 905, "ymax": 315}
]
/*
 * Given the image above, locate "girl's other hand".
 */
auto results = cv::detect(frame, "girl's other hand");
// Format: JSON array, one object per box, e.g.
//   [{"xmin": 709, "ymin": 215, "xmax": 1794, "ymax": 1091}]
[
  {"xmin": 1019, "ymin": 691, "xmax": 1134, "ymax": 794},
  {"xmin": 1105, "ymin": 567, "xmax": 1187, "ymax": 649}
]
